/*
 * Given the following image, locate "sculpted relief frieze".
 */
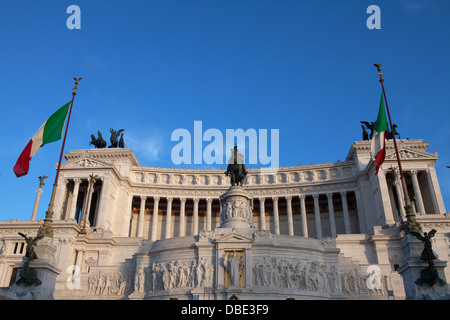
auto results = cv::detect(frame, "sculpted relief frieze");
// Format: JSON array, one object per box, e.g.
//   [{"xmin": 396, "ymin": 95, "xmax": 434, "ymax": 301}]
[
  {"xmin": 385, "ymin": 149, "xmax": 436, "ymax": 161},
  {"xmin": 253, "ymin": 257, "xmax": 341, "ymax": 293},
  {"xmin": 87, "ymin": 258, "xmax": 215, "ymax": 297},
  {"xmin": 253, "ymin": 257, "xmax": 392, "ymax": 297},
  {"xmin": 222, "ymin": 200, "xmax": 253, "ymax": 222},
  {"xmin": 87, "ymin": 270, "xmax": 134, "ymax": 296},
  {"xmin": 136, "ymin": 258, "xmax": 214, "ymax": 293},
  {"xmin": 63, "ymin": 158, "xmax": 109, "ymax": 169}
]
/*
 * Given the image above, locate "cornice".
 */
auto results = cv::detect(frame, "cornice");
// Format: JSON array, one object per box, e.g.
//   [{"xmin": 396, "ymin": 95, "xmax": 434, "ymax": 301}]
[
  {"xmin": 64, "ymin": 148, "xmax": 140, "ymax": 166},
  {"xmin": 59, "ymin": 140, "xmax": 440, "ymax": 193},
  {"xmin": 347, "ymin": 139, "xmax": 432, "ymax": 161},
  {"xmin": 129, "ymin": 180, "xmax": 358, "ymax": 199},
  {"xmin": 0, "ymin": 219, "xmax": 81, "ymax": 237},
  {"xmin": 133, "ymin": 159, "xmax": 355, "ymax": 173}
]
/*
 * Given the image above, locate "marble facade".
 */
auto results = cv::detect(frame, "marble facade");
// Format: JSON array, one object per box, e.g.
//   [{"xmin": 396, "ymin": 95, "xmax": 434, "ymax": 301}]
[{"xmin": 0, "ymin": 139, "xmax": 449, "ymax": 300}]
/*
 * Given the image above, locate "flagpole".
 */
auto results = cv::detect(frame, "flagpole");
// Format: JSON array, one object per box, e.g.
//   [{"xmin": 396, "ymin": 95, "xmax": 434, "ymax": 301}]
[
  {"xmin": 37, "ymin": 78, "xmax": 82, "ymax": 238},
  {"xmin": 373, "ymin": 64, "xmax": 421, "ymax": 234}
]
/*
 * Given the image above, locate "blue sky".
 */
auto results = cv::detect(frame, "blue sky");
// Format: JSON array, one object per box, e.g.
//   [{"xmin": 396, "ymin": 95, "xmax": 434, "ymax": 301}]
[{"xmin": 1, "ymin": 0, "xmax": 449, "ymax": 221}]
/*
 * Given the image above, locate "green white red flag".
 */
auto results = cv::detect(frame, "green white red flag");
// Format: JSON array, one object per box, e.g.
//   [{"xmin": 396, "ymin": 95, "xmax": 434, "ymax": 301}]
[
  {"xmin": 371, "ymin": 92, "xmax": 389, "ymax": 175},
  {"xmin": 13, "ymin": 102, "xmax": 71, "ymax": 177}
]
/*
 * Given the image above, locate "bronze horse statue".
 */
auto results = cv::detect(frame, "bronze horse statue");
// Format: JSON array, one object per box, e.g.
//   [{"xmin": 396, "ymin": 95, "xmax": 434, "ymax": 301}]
[{"xmin": 90, "ymin": 131, "xmax": 107, "ymax": 148}]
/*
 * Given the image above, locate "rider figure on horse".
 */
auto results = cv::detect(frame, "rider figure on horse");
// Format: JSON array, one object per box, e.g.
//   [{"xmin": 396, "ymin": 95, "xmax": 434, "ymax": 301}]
[{"xmin": 224, "ymin": 145, "xmax": 248, "ymax": 186}]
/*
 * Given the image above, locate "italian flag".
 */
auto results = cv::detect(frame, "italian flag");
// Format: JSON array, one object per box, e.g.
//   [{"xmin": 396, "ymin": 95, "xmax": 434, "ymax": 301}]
[
  {"xmin": 13, "ymin": 102, "xmax": 71, "ymax": 177},
  {"xmin": 371, "ymin": 92, "xmax": 389, "ymax": 175}
]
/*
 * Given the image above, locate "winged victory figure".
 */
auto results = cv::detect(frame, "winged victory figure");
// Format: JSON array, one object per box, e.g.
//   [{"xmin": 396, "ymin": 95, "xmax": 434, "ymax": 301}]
[
  {"xmin": 109, "ymin": 129, "xmax": 125, "ymax": 148},
  {"xmin": 410, "ymin": 229, "xmax": 438, "ymax": 266},
  {"xmin": 18, "ymin": 232, "xmax": 44, "ymax": 260}
]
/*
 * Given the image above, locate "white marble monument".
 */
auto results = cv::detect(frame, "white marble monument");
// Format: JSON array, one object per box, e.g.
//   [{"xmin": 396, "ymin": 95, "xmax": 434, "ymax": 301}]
[{"xmin": 0, "ymin": 139, "xmax": 449, "ymax": 300}]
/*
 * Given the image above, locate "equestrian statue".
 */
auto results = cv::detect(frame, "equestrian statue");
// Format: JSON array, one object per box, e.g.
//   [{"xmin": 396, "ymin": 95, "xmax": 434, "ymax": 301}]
[{"xmin": 224, "ymin": 145, "xmax": 248, "ymax": 187}]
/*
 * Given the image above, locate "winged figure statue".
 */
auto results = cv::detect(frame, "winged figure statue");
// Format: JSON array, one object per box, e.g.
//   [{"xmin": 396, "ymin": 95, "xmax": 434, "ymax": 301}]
[{"xmin": 410, "ymin": 229, "xmax": 438, "ymax": 266}]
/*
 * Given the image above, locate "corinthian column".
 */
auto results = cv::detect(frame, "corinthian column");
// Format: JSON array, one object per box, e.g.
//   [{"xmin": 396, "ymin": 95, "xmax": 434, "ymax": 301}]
[
  {"xmin": 313, "ymin": 194, "xmax": 322, "ymax": 239},
  {"xmin": 410, "ymin": 170, "xmax": 426, "ymax": 215},
  {"xmin": 69, "ymin": 178, "xmax": 81, "ymax": 220},
  {"xmin": 425, "ymin": 169, "xmax": 440, "ymax": 214},
  {"xmin": 179, "ymin": 198, "xmax": 186, "ymax": 237},
  {"xmin": 286, "ymin": 196, "xmax": 294, "ymax": 236},
  {"xmin": 81, "ymin": 175, "xmax": 97, "ymax": 233},
  {"xmin": 193, "ymin": 198, "xmax": 199, "ymax": 235},
  {"xmin": 151, "ymin": 196, "xmax": 160, "ymax": 241},
  {"xmin": 31, "ymin": 188, "xmax": 44, "ymax": 220},
  {"xmin": 340, "ymin": 191, "xmax": 351, "ymax": 234},
  {"xmin": 165, "ymin": 197, "xmax": 173, "ymax": 239},
  {"xmin": 300, "ymin": 195, "xmax": 308, "ymax": 237},
  {"xmin": 326, "ymin": 193, "xmax": 337, "ymax": 237},
  {"xmin": 426, "ymin": 167, "xmax": 446, "ymax": 213},
  {"xmin": 206, "ymin": 198, "xmax": 212, "ymax": 231},
  {"xmin": 259, "ymin": 198, "xmax": 266, "ymax": 230},
  {"xmin": 137, "ymin": 196, "xmax": 147, "ymax": 237},
  {"xmin": 272, "ymin": 197, "xmax": 280, "ymax": 235},
  {"xmin": 394, "ymin": 170, "xmax": 406, "ymax": 221},
  {"xmin": 377, "ymin": 169, "xmax": 395, "ymax": 225}
]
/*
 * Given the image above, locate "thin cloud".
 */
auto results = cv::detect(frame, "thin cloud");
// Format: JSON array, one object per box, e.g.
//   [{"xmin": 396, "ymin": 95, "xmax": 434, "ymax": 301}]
[
  {"xmin": 400, "ymin": 0, "xmax": 444, "ymax": 12},
  {"xmin": 403, "ymin": 2, "xmax": 425, "ymax": 11},
  {"xmin": 125, "ymin": 130, "xmax": 164, "ymax": 165}
]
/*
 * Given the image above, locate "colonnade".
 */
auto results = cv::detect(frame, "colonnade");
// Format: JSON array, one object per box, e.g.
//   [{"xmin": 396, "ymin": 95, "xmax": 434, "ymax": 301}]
[
  {"xmin": 379, "ymin": 168, "xmax": 445, "ymax": 224},
  {"xmin": 131, "ymin": 190, "xmax": 361, "ymax": 241},
  {"xmin": 47, "ymin": 177, "xmax": 104, "ymax": 227},
  {"xmin": 135, "ymin": 196, "xmax": 209, "ymax": 241},
  {"xmin": 257, "ymin": 191, "xmax": 355, "ymax": 238},
  {"xmin": 43, "ymin": 167, "xmax": 444, "ymax": 238}
]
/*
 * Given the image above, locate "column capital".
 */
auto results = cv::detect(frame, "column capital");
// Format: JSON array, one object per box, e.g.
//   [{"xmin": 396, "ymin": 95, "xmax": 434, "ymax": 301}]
[
  {"xmin": 285, "ymin": 196, "xmax": 292, "ymax": 201},
  {"xmin": 153, "ymin": 196, "xmax": 160, "ymax": 202},
  {"xmin": 180, "ymin": 197, "xmax": 186, "ymax": 203},
  {"xmin": 410, "ymin": 169, "xmax": 418, "ymax": 176},
  {"xmin": 272, "ymin": 196, "xmax": 279, "ymax": 202},
  {"xmin": 326, "ymin": 192, "xmax": 333, "ymax": 198},
  {"xmin": 193, "ymin": 197, "xmax": 200, "ymax": 203},
  {"xmin": 73, "ymin": 178, "xmax": 81, "ymax": 184},
  {"xmin": 206, "ymin": 198, "xmax": 213, "ymax": 203},
  {"xmin": 312, "ymin": 194, "xmax": 320, "ymax": 199},
  {"xmin": 140, "ymin": 195, "xmax": 147, "ymax": 201},
  {"xmin": 258, "ymin": 197, "xmax": 265, "ymax": 202},
  {"xmin": 339, "ymin": 191, "xmax": 347, "ymax": 197},
  {"xmin": 299, "ymin": 194, "xmax": 306, "ymax": 200},
  {"xmin": 166, "ymin": 197, "xmax": 173, "ymax": 202}
]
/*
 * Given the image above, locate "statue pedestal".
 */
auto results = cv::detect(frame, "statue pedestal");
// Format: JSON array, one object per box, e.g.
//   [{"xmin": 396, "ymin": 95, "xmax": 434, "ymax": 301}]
[
  {"xmin": 224, "ymin": 287, "xmax": 253, "ymax": 300},
  {"xmin": 9, "ymin": 237, "xmax": 61, "ymax": 300},
  {"xmin": 398, "ymin": 234, "xmax": 449, "ymax": 300},
  {"xmin": 218, "ymin": 186, "xmax": 255, "ymax": 234},
  {"xmin": 214, "ymin": 186, "xmax": 255, "ymax": 298},
  {"xmin": 128, "ymin": 291, "xmax": 145, "ymax": 300}
]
